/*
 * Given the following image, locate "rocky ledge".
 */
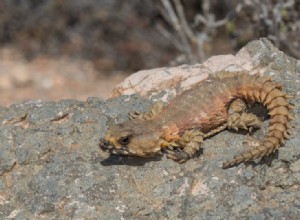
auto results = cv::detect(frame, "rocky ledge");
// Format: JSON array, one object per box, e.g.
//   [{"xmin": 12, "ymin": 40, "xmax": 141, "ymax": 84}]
[{"xmin": 0, "ymin": 39, "xmax": 300, "ymax": 219}]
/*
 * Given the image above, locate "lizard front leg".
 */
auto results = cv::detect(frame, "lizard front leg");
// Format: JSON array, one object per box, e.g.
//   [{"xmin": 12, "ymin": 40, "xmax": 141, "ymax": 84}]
[
  {"xmin": 166, "ymin": 130, "xmax": 204, "ymax": 163},
  {"xmin": 227, "ymin": 98, "xmax": 262, "ymax": 132},
  {"xmin": 129, "ymin": 101, "xmax": 164, "ymax": 121}
]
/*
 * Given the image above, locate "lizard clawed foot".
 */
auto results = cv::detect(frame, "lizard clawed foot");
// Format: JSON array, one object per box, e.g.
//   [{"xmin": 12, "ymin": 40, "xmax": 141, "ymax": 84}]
[
  {"xmin": 128, "ymin": 111, "xmax": 142, "ymax": 120},
  {"xmin": 227, "ymin": 112, "xmax": 262, "ymax": 133},
  {"xmin": 164, "ymin": 130, "xmax": 204, "ymax": 163},
  {"xmin": 129, "ymin": 101, "xmax": 164, "ymax": 121},
  {"xmin": 165, "ymin": 148, "xmax": 191, "ymax": 163},
  {"xmin": 227, "ymin": 98, "xmax": 262, "ymax": 133}
]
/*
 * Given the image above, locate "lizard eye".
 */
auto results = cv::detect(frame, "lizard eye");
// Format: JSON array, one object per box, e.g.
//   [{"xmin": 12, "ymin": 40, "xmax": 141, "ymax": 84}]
[{"xmin": 118, "ymin": 136, "xmax": 131, "ymax": 145}]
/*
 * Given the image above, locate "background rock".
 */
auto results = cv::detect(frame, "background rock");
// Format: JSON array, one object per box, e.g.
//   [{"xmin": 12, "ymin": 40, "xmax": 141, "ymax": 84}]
[
  {"xmin": 113, "ymin": 38, "xmax": 297, "ymax": 100},
  {"xmin": 0, "ymin": 39, "xmax": 299, "ymax": 219}
]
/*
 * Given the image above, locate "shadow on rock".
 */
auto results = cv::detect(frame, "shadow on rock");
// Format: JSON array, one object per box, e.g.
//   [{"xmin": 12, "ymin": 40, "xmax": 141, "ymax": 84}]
[
  {"xmin": 246, "ymin": 151, "xmax": 279, "ymax": 168},
  {"xmin": 100, "ymin": 154, "xmax": 162, "ymax": 166}
]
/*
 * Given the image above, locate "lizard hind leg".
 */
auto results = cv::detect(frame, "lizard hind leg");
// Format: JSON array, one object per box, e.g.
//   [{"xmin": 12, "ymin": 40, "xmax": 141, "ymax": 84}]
[
  {"xmin": 227, "ymin": 98, "xmax": 262, "ymax": 132},
  {"xmin": 166, "ymin": 130, "xmax": 204, "ymax": 163},
  {"xmin": 223, "ymin": 99, "xmax": 263, "ymax": 168}
]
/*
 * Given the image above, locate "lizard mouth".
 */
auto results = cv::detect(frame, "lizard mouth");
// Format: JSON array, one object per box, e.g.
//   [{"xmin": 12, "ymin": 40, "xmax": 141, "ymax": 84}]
[
  {"xmin": 99, "ymin": 138, "xmax": 159, "ymax": 158},
  {"xmin": 99, "ymin": 138, "xmax": 131, "ymax": 155}
]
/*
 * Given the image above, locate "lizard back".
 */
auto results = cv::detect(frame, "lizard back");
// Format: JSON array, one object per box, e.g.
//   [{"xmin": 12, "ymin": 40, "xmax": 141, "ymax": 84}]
[{"xmin": 156, "ymin": 75, "xmax": 235, "ymax": 133}]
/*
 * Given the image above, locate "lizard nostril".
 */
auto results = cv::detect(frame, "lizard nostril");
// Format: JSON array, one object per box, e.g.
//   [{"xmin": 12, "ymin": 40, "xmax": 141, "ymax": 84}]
[{"xmin": 99, "ymin": 138, "xmax": 110, "ymax": 151}]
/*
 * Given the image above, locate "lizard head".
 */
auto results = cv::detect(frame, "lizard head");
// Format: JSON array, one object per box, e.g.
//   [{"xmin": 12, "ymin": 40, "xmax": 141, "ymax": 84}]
[{"xmin": 99, "ymin": 120, "xmax": 164, "ymax": 158}]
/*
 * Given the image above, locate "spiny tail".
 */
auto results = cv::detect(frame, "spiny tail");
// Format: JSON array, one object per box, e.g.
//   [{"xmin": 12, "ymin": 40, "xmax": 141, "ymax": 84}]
[{"xmin": 222, "ymin": 73, "xmax": 293, "ymax": 169}]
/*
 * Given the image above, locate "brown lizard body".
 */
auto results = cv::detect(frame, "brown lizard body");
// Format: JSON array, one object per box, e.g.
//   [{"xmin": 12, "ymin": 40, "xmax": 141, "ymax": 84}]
[{"xmin": 100, "ymin": 72, "xmax": 292, "ymax": 168}]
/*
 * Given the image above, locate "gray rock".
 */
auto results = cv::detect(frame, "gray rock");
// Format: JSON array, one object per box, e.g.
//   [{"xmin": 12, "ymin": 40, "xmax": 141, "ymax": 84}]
[
  {"xmin": 0, "ymin": 38, "xmax": 300, "ymax": 219},
  {"xmin": 290, "ymin": 160, "xmax": 300, "ymax": 173}
]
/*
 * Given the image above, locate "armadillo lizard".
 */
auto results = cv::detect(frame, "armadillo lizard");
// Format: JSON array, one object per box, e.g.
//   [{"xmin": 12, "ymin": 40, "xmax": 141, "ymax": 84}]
[{"xmin": 100, "ymin": 72, "xmax": 292, "ymax": 168}]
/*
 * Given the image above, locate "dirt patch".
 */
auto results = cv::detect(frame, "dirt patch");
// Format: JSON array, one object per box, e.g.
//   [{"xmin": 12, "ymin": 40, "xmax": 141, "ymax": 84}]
[{"xmin": 0, "ymin": 48, "xmax": 126, "ymax": 106}]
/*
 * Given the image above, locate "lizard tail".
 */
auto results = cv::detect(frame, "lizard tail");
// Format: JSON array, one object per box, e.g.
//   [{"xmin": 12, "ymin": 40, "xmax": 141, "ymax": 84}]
[{"xmin": 222, "ymin": 74, "xmax": 293, "ymax": 168}]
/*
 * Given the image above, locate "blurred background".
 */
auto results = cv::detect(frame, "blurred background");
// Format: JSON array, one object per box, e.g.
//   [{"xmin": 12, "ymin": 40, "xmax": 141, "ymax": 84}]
[{"xmin": 0, "ymin": 0, "xmax": 299, "ymax": 106}]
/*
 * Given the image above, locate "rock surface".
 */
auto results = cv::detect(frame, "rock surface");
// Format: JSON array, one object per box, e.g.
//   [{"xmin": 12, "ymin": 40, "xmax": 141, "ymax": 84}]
[{"xmin": 0, "ymin": 39, "xmax": 300, "ymax": 219}]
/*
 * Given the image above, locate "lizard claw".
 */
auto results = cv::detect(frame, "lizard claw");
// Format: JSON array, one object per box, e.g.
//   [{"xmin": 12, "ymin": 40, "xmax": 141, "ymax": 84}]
[
  {"xmin": 165, "ymin": 148, "xmax": 191, "ymax": 163},
  {"xmin": 128, "ymin": 111, "xmax": 141, "ymax": 120}
]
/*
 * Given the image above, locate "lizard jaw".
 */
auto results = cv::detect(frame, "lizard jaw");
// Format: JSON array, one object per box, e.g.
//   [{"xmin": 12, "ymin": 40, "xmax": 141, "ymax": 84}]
[
  {"xmin": 99, "ymin": 138, "xmax": 129, "ymax": 154},
  {"xmin": 99, "ymin": 137, "xmax": 161, "ymax": 158}
]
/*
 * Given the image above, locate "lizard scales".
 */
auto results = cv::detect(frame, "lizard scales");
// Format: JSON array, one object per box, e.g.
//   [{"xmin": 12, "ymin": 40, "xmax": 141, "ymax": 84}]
[{"xmin": 100, "ymin": 72, "xmax": 292, "ymax": 168}]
